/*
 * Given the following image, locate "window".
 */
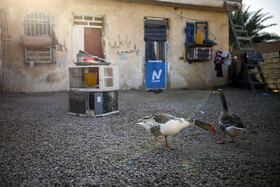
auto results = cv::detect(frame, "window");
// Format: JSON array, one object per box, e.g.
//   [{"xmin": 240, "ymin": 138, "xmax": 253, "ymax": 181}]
[
  {"xmin": 22, "ymin": 11, "xmax": 55, "ymax": 64},
  {"xmin": 144, "ymin": 18, "xmax": 167, "ymax": 62},
  {"xmin": 72, "ymin": 14, "xmax": 104, "ymax": 59},
  {"xmin": 185, "ymin": 21, "xmax": 216, "ymax": 62},
  {"xmin": 185, "ymin": 21, "xmax": 208, "ymax": 45}
]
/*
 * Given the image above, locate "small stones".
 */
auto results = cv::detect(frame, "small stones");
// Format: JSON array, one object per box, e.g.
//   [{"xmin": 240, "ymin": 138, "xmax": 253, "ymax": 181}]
[{"xmin": 0, "ymin": 90, "xmax": 280, "ymax": 186}]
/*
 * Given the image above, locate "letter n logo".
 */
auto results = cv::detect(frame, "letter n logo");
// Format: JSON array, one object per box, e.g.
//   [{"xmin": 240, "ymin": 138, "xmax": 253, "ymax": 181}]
[{"xmin": 152, "ymin": 69, "xmax": 162, "ymax": 83}]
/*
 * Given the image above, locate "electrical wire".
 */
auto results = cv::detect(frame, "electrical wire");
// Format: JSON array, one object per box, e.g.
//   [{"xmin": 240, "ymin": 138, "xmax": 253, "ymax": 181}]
[{"xmin": 153, "ymin": 0, "xmax": 205, "ymax": 21}]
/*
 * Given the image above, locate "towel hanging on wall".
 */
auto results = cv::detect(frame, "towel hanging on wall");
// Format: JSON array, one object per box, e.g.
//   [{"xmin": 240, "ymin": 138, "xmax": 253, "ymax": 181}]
[{"xmin": 214, "ymin": 50, "xmax": 232, "ymax": 77}]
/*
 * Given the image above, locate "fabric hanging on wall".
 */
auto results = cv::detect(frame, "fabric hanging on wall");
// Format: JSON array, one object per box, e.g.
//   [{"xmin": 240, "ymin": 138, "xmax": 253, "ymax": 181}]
[
  {"xmin": 144, "ymin": 19, "xmax": 167, "ymax": 42},
  {"xmin": 237, "ymin": 52, "xmax": 247, "ymax": 79},
  {"xmin": 213, "ymin": 50, "xmax": 232, "ymax": 77}
]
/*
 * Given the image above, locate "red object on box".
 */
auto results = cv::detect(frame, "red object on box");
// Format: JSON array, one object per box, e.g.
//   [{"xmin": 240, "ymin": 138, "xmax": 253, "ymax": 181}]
[{"xmin": 83, "ymin": 57, "xmax": 97, "ymax": 62}]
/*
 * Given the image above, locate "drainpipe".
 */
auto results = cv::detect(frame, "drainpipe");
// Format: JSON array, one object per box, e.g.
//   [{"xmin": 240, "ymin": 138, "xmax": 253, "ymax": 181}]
[
  {"xmin": 2, "ymin": 38, "xmax": 8, "ymax": 94},
  {"xmin": 1, "ymin": 8, "xmax": 10, "ymax": 95}
]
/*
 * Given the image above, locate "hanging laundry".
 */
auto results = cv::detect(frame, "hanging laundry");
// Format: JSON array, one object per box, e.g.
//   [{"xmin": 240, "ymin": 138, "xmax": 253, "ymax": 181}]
[
  {"xmin": 236, "ymin": 52, "xmax": 247, "ymax": 79},
  {"xmin": 247, "ymin": 52, "xmax": 265, "ymax": 63},
  {"xmin": 221, "ymin": 51, "xmax": 232, "ymax": 66},
  {"xmin": 214, "ymin": 50, "xmax": 223, "ymax": 77},
  {"xmin": 213, "ymin": 50, "xmax": 232, "ymax": 77}
]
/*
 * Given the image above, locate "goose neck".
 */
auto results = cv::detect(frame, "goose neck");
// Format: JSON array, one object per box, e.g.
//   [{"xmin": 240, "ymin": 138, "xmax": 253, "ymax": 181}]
[{"xmin": 219, "ymin": 93, "xmax": 229, "ymax": 112}]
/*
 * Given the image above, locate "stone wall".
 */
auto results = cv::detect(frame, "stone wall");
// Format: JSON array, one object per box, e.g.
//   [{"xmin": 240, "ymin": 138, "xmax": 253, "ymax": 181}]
[{"xmin": 254, "ymin": 41, "xmax": 280, "ymax": 92}]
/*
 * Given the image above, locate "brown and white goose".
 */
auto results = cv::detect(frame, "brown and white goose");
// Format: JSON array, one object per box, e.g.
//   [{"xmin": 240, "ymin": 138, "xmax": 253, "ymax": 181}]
[
  {"xmin": 213, "ymin": 89, "xmax": 246, "ymax": 144},
  {"xmin": 137, "ymin": 113, "xmax": 216, "ymax": 153}
]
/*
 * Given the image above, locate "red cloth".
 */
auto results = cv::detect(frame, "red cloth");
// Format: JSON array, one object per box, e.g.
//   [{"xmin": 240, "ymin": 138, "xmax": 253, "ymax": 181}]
[{"xmin": 214, "ymin": 50, "xmax": 223, "ymax": 77}]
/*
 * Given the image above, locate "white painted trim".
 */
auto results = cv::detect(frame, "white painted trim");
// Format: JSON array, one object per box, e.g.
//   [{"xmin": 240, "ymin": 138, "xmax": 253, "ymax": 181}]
[
  {"xmin": 73, "ymin": 12, "xmax": 104, "ymax": 17},
  {"xmin": 72, "ymin": 26, "xmax": 84, "ymax": 61}
]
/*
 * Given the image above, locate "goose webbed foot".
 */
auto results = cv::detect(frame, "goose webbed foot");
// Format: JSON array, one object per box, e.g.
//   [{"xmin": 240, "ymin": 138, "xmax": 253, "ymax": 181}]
[
  {"xmin": 217, "ymin": 133, "xmax": 226, "ymax": 144},
  {"xmin": 229, "ymin": 137, "xmax": 236, "ymax": 143},
  {"xmin": 165, "ymin": 145, "xmax": 175, "ymax": 150},
  {"xmin": 217, "ymin": 140, "xmax": 226, "ymax": 144}
]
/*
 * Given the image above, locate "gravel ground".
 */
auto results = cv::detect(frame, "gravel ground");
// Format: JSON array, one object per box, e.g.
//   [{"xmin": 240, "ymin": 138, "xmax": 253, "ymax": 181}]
[{"xmin": 0, "ymin": 88, "xmax": 280, "ymax": 186}]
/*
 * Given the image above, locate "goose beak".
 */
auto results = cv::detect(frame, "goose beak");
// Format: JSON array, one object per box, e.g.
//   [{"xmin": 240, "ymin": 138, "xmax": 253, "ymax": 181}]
[{"xmin": 210, "ymin": 125, "xmax": 217, "ymax": 133}]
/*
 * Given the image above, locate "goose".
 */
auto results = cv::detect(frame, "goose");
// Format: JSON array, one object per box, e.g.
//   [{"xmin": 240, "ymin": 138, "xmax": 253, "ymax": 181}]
[
  {"xmin": 137, "ymin": 113, "xmax": 216, "ymax": 153},
  {"xmin": 213, "ymin": 89, "xmax": 246, "ymax": 144}
]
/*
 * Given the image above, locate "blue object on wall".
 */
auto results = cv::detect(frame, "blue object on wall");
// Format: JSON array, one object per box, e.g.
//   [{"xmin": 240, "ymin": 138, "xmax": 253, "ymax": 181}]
[{"xmin": 145, "ymin": 61, "xmax": 167, "ymax": 89}]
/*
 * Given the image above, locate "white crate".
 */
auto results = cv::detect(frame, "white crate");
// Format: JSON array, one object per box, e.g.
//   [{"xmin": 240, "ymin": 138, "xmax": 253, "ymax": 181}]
[{"xmin": 68, "ymin": 65, "xmax": 119, "ymax": 92}]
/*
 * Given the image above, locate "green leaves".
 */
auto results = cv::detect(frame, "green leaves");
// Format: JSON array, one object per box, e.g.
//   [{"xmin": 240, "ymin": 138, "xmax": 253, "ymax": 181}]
[{"xmin": 229, "ymin": 5, "xmax": 280, "ymax": 49}]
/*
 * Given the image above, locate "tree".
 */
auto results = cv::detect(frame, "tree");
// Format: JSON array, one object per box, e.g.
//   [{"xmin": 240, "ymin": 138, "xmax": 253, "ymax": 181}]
[{"xmin": 229, "ymin": 5, "xmax": 280, "ymax": 49}]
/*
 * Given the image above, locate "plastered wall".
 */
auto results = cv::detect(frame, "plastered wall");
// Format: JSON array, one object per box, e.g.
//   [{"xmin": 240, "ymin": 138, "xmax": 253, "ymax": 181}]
[{"xmin": 0, "ymin": 0, "xmax": 229, "ymax": 93}]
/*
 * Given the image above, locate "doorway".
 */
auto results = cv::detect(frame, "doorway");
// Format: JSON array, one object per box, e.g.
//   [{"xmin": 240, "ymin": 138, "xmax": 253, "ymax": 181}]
[{"xmin": 144, "ymin": 18, "xmax": 168, "ymax": 90}]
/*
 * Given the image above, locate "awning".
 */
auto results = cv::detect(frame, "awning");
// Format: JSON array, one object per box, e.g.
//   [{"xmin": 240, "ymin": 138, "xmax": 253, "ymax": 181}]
[
  {"xmin": 21, "ymin": 34, "xmax": 52, "ymax": 48},
  {"xmin": 144, "ymin": 19, "xmax": 167, "ymax": 42}
]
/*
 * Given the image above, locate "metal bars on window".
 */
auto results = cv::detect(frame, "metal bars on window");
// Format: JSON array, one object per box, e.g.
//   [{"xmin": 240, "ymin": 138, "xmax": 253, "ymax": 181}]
[
  {"xmin": 23, "ymin": 11, "xmax": 53, "ymax": 37},
  {"xmin": 23, "ymin": 11, "xmax": 54, "ymax": 64}
]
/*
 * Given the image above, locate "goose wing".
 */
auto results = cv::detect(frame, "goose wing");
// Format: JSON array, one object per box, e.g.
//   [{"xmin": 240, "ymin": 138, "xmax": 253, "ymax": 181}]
[
  {"xmin": 220, "ymin": 112, "xmax": 245, "ymax": 129},
  {"xmin": 137, "ymin": 113, "xmax": 179, "ymax": 125},
  {"xmin": 152, "ymin": 113, "xmax": 179, "ymax": 124},
  {"xmin": 137, "ymin": 114, "xmax": 179, "ymax": 136}
]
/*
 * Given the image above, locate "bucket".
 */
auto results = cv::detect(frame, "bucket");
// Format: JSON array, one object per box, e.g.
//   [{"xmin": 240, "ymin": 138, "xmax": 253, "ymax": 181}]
[
  {"xmin": 195, "ymin": 33, "xmax": 203, "ymax": 44},
  {"xmin": 85, "ymin": 73, "xmax": 97, "ymax": 86}
]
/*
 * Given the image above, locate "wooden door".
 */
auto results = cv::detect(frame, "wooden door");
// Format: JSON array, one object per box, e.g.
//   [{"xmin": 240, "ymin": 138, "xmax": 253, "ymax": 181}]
[{"xmin": 84, "ymin": 28, "xmax": 105, "ymax": 58}]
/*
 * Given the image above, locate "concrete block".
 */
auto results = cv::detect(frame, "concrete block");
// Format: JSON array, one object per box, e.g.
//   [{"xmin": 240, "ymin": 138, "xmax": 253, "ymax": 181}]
[
  {"xmin": 275, "ymin": 79, "xmax": 280, "ymax": 84},
  {"xmin": 264, "ymin": 53, "xmax": 274, "ymax": 59},
  {"xmin": 265, "ymin": 73, "xmax": 280, "ymax": 79},
  {"xmin": 273, "ymin": 52, "xmax": 279, "ymax": 58},
  {"xmin": 265, "ymin": 58, "xmax": 273, "ymax": 63},
  {"xmin": 261, "ymin": 63, "xmax": 273, "ymax": 69},
  {"xmin": 262, "ymin": 69, "xmax": 270, "ymax": 74},
  {"xmin": 273, "ymin": 68, "xmax": 280, "ymax": 73},
  {"xmin": 268, "ymin": 83, "xmax": 277, "ymax": 89},
  {"xmin": 265, "ymin": 78, "xmax": 273, "ymax": 84},
  {"xmin": 273, "ymin": 58, "xmax": 279, "ymax": 63}
]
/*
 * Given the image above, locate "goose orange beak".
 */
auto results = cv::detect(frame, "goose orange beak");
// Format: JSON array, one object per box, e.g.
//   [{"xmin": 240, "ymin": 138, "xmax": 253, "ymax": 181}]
[{"xmin": 210, "ymin": 125, "xmax": 217, "ymax": 133}]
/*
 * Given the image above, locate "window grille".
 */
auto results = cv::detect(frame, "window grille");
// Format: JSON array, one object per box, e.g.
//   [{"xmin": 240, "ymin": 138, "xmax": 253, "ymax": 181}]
[{"xmin": 23, "ymin": 11, "xmax": 55, "ymax": 64}]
